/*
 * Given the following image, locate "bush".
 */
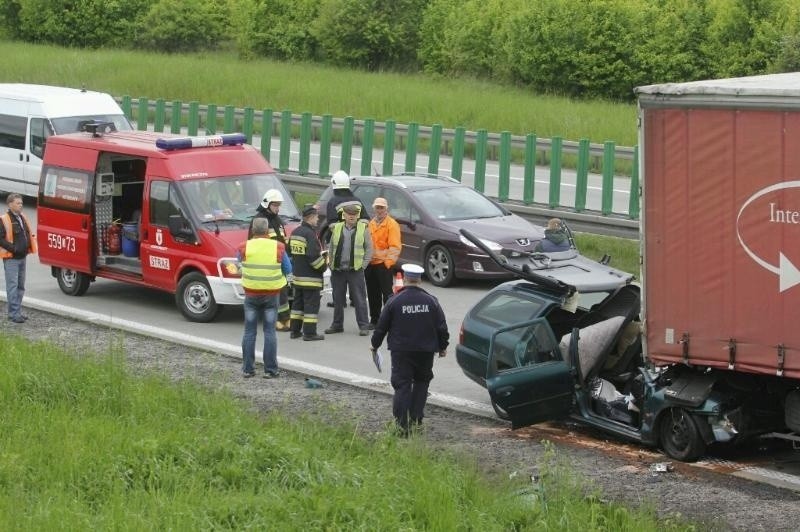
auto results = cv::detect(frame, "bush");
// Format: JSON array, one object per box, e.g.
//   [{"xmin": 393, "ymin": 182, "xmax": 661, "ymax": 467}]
[
  {"xmin": 231, "ymin": 0, "xmax": 321, "ymax": 62},
  {"xmin": 137, "ymin": 0, "xmax": 229, "ymax": 53}
]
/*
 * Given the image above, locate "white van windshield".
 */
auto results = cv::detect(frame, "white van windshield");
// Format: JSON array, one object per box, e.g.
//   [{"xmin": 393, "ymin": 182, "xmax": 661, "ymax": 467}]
[{"xmin": 51, "ymin": 114, "xmax": 132, "ymax": 133}]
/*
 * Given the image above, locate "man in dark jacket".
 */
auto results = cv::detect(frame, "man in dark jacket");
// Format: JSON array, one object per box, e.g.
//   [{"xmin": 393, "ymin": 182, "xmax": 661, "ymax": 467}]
[
  {"xmin": 249, "ymin": 188, "xmax": 292, "ymax": 331},
  {"xmin": 370, "ymin": 264, "xmax": 449, "ymax": 434},
  {"xmin": 0, "ymin": 194, "xmax": 36, "ymax": 323},
  {"xmin": 287, "ymin": 205, "xmax": 327, "ymax": 341},
  {"xmin": 321, "ymin": 170, "xmax": 369, "ymax": 240}
]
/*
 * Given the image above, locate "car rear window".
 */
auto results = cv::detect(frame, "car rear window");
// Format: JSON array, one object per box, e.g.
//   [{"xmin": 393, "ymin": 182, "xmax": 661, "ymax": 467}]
[{"xmin": 472, "ymin": 292, "xmax": 545, "ymax": 328}]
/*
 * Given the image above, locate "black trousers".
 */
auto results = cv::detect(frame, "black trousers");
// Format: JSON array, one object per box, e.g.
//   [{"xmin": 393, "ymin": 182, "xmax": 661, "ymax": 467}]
[
  {"xmin": 365, "ymin": 263, "xmax": 394, "ymax": 324},
  {"xmin": 290, "ymin": 285, "xmax": 322, "ymax": 335},
  {"xmin": 390, "ymin": 350, "xmax": 435, "ymax": 429}
]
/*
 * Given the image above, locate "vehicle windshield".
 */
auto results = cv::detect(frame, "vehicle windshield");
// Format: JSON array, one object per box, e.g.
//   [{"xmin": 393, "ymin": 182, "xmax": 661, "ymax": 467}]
[
  {"xmin": 51, "ymin": 114, "xmax": 132, "ymax": 133},
  {"xmin": 177, "ymin": 173, "xmax": 300, "ymax": 227},
  {"xmin": 414, "ymin": 186, "xmax": 505, "ymax": 221}
]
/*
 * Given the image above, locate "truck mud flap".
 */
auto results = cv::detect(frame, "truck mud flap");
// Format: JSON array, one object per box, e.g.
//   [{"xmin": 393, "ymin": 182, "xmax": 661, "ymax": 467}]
[{"xmin": 664, "ymin": 373, "xmax": 716, "ymax": 408}]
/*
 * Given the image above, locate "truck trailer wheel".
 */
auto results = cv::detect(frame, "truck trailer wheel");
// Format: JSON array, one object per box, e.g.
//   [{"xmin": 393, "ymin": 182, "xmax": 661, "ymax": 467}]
[
  {"xmin": 176, "ymin": 272, "xmax": 220, "ymax": 322},
  {"xmin": 659, "ymin": 408, "xmax": 706, "ymax": 462},
  {"xmin": 56, "ymin": 268, "xmax": 91, "ymax": 296},
  {"xmin": 785, "ymin": 390, "xmax": 800, "ymax": 432}
]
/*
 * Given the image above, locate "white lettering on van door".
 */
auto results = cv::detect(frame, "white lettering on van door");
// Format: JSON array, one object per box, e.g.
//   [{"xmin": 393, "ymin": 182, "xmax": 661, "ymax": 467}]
[{"xmin": 149, "ymin": 256, "xmax": 170, "ymax": 270}]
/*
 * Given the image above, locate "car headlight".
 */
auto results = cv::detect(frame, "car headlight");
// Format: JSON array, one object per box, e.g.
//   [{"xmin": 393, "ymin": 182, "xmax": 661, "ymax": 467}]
[{"xmin": 459, "ymin": 235, "xmax": 502, "ymax": 251}]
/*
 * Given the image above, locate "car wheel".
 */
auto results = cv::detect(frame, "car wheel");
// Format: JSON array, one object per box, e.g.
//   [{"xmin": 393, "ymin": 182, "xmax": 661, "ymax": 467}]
[
  {"xmin": 491, "ymin": 398, "xmax": 511, "ymax": 420},
  {"xmin": 176, "ymin": 272, "xmax": 220, "ymax": 322},
  {"xmin": 658, "ymin": 408, "xmax": 706, "ymax": 462},
  {"xmin": 425, "ymin": 244, "xmax": 456, "ymax": 287},
  {"xmin": 56, "ymin": 268, "xmax": 91, "ymax": 296}
]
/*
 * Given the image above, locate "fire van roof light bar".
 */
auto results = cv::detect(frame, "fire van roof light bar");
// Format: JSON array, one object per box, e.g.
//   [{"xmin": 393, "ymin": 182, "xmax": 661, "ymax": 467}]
[{"xmin": 155, "ymin": 133, "xmax": 247, "ymax": 151}]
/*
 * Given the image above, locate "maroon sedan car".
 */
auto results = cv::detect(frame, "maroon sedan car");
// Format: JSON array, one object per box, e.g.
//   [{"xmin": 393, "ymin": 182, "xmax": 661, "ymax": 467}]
[{"xmin": 317, "ymin": 174, "xmax": 562, "ymax": 287}]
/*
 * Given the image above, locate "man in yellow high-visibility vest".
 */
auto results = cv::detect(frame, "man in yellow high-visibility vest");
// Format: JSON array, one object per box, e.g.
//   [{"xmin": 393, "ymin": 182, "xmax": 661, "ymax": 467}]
[{"xmin": 237, "ymin": 217, "xmax": 292, "ymax": 378}]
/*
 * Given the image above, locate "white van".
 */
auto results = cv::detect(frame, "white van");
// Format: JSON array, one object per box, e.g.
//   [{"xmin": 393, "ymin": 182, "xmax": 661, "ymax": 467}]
[{"xmin": 0, "ymin": 84, "xmax": 132, "ymax": 196}]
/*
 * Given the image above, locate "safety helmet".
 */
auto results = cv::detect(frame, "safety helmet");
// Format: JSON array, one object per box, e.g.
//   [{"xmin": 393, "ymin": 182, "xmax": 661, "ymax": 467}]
[
  {"xmin": 331, "ymin": 170, "xmax": 351, "ymax": 190},
  {"xmin": 261, "ymin": 189, "xmax": 284, "ymax": 209}
]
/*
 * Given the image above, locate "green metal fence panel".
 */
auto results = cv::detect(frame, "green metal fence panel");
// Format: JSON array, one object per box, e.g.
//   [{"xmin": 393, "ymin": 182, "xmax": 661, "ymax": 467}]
[
  {"xmin": 279, "ymin": 110, "xmax": 292, "ymax": 173},
  {"xmin": 260, "ymin": 109, "xmax": 272, "ymax": 160},
  {"xmin": 452, "ymin": 127, "xmax": 466, "ymax": 182},
  {"xmin": 474, "ymin": 129, "xmax": 488, "ymax": 193},
  {"xmin": 601, "ymin": 141, "xmax": 615, "ymax": 215},
  {"xmin": 137, "ymin": 97, "xmax": 148, "ymax": 131},
  {"xmin": 121, "ymin": 95, "xmax": 132, "ymax": 120},
  {"xmin": 341, "ymin": 116, "xmax": 354, "ymax": 173},
  {"xmin": 404, "ymin": 122, "xmax": 419, "ymax": 173},
  {"xmin": 299, "ymin": 112, "xmax": 312, "ymax": 176},
  {"xmin": 319, "ymin": 114, "xmax": 333, "ymax": 177},
  {"xmin": 523, "ymin": 134, "xmax": 536, "ymax": 204},
  {"xmin": 499, "ymin": 131, "xmax": 511, "ymax": 202},
  {"xmin": 575, "ymin": 138, "xmax": 590, "ymax": 212},
  {"xmin": 428, "ymin": 124, "xmax": 442, "ymax": 175},
  {"xmin": 382, "ymin": 120, "xmax": 396, "ymax": 176},
  {"xmin": 154, "ymin": 99, "xmax": 165, "ymax": 133},
  {"xmin": 243, "ymin": 107, "xmax": 254, "ymax": 143},
  {"xmin": 187, "ymin": 101, "xmax": 199, "ymax": 136},
  {"xmin": 360, "ymin": 119, "xmax": 374, "ymax": 176},
  {"xmin": 629, "ymin": 145, "xmax": 640, "ymax": 219},
  {"xmin": 548, "ymin": 136, "xmax": 563, "ymax": 208},
  {"xmin": 223, "ymin": 105, "xmax": 235, "ymax": 133},
  {"xmin": 170, "ymin": 100, "xmax": 182, "ymax": 133},
  {"xmin": 206, "ymin": 104, "xmax": 217, "ymax": 134}
]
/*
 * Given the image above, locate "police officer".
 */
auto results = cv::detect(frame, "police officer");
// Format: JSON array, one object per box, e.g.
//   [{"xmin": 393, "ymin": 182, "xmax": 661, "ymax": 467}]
[
  {"xmin": 370, "ymin": 264, "xmax": 449, "ymax": 435},
  {"xmin": 287, "ymin": 204, "xmax": 326, "ymax": 341}
]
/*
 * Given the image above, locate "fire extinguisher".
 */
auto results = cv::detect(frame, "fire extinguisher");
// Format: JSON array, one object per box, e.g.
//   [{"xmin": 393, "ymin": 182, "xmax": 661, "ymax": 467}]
[{"xmin": 107, "ymin": 221, "xmax": 121, "ymax": 255}]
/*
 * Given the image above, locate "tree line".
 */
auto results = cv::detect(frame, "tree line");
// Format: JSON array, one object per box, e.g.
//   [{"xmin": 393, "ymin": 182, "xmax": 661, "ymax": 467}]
[{"xmin": 2, "ymin": 0, "xmax": 799, "ymax": 101}]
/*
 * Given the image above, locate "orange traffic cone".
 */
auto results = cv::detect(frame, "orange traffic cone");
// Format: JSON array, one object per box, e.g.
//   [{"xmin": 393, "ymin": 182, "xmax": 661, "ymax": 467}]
[{"xmin": 393, "ymin": 271, "xmax": 404, "ymax": 294}]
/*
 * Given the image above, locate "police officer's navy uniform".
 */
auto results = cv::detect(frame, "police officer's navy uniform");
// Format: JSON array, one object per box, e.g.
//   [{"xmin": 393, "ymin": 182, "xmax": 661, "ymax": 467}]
[
  {"xmin": 370, "ymin": 268, "xmax": 449, "ymax": 432},
  {"xmin": 288, "ymin": 212, "xmax": 327, "ymax": 340}
]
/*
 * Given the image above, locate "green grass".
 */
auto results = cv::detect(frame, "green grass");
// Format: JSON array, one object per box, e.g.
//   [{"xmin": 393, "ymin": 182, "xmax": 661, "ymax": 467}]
[
  {"xmin": 0, "ymin": 41, "xmax": 637, "ymax": 146},
  {"xmin": 575, "ymin": 233, "xmax": 640, "ymax": 277},
  {"xmin": 0, "ymin": 333, "xmax": 691, "ymax": 530}
]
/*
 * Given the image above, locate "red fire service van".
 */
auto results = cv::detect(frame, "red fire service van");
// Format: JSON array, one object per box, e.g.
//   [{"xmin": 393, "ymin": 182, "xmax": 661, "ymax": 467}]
[{"xmin": 36, "ymin": 126, "xmax": 300, "ymax": 322}]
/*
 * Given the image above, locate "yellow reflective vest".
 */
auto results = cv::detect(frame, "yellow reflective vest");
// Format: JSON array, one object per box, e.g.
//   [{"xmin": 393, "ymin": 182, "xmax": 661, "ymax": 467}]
[{"xmin": 241, "ymin": 238, "xmax": 286, "ymax": 291}]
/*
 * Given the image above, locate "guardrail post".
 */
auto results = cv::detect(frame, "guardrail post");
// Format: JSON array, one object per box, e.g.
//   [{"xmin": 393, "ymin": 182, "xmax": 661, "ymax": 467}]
[
  {"xmin": 523, "ymin": 134, "xmax": 536, "ymax": 204},
  {"xmin": 279, "ymin": 110, "xmax": 292, "ymax": 173},
  {"xmin": 299, "ymin": 112, "xmax": 312, "ymax": 176},
  {"xmin": 341, "ymin": 116, "xmax": 354, "ymax": 174},
  {"xmin": 243, "ymin": 107, "xmax": 254, "ymax": 143},
  {"xmin": 137, "ymin": 97, "xmax": 148, "ymax": 131},
  {"xmin": 452, "ymin": 127, "xmax": 465, "ymax": 182},
  {"xmin": 575, "ymin": 138, "xmax": 590, "ymax": 212},
  {"xmin": 548, "ymin": 136, "xmax": 562, "ymax": 208},
  {"xmin": 629, "ymin": 145, "xmax": 640, "ymax": 219},
  {"xmin": 187, "ymin": 101, "xmax": 199, "ymax": 136},
  {"xmin": 319, "ymin": 114, "xmax": 333, "ymax": 177},
  {"xmin": 361, "ymin": 118, "xmax": 375, "ymax": 176},
  {"xmin": 206, "ymin": 104, "xmax": 217, "ymax": 134},
  {"xmin": 382, "ymin": 120, "xmax": 396, "ymax": 176},
  {"xmin": 260, "ymin": 109, "xmax": 273, "ymax": 160},
  {"xmin": 170, "ymin": 100, "xmax": 182, "ymax": 133},
  {"xmin": 223, "ymin": 105, "xmax": 235, "ymax": 133},
  {"xmin": 404, "ymin": 122, "xmax": 418, "ymax": 173},
  {"xmin": 499, "ymin": 131, "xmax": 511, "ymax": 202},
  {"xmin": 474, "ymin": 129, "xmax": 488, "ymax": 193},
  {"xmin": 601, "ymin": 141, "xmax": 615, "ymax": 215},
  {"xmin": 121, "ymin": 95, "xmax": 132, "ymax": 120},
  {"xmin": 154, "ymin": 99, "xmax": 165, "ymax": 133},
  {"xmin": 428, "ymin": 124, "xmax": 442, "ymax": 175}
]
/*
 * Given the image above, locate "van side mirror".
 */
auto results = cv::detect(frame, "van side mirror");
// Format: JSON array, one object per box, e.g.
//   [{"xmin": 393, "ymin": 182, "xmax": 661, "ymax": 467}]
[
  {"xmin": 396, "ymin": 217, "xmax": 416, "ymax": 231},
  {"xmin": 168, "ymin": 214, "xmax": 195, "ymax": 242}
]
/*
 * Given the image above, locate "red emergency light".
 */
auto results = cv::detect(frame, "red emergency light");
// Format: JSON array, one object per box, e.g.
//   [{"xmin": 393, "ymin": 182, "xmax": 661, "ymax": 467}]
[{"xmin": 156, "ymin": 133, "xmax": 247, "ymax": 150}]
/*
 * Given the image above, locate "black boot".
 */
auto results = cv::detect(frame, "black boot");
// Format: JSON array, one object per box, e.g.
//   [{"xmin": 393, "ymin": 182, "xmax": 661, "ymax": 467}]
[
  {"xmin": 289, "ymin": 318, "xmax": 302, "ymax": 339},
  {"xmin": 303, "ymin": 323, "xmax": 324, "ymax": 341}
]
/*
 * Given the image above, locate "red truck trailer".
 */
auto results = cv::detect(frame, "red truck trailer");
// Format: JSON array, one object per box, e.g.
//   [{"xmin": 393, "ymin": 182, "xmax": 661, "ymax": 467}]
[{"xmin": 637, "ymin": 73, "xmax": 800, "ymax": 435}]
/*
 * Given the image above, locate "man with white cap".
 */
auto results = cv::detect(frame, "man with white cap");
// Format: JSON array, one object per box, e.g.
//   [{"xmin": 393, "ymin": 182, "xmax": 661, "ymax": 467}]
[{"xmin": 370, "ymin": 263, "xmax": 449, "ymax": 435}]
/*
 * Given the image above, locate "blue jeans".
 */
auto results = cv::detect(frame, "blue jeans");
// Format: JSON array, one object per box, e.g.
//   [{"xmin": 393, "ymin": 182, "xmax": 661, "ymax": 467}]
[
  {"xmin": 3, "ymin": 257, "xmax": 26, "ymax": 319},
  {"xmin": 242, "ymin": 294, "xmax": 279, "ymax": 375}
]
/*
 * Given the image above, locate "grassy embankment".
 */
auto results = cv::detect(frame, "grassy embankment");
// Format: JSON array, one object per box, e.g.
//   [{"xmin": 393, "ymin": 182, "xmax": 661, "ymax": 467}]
[{"xmin": 0, "ymin": 333, "xmax": 692, "ymax": 530}]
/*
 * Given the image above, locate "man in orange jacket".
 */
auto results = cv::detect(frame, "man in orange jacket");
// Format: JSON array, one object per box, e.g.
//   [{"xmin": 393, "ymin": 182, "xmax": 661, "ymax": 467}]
[
  {"xmin": 366, "ymin": 197, "xmax": 401, "ymax": 329},
  {"xmin": 0, "ymin": 194, "xmax": 36, "ymax": 323}
]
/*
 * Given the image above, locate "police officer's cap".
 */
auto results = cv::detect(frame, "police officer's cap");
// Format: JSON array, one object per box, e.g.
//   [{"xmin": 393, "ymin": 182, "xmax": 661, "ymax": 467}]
[{"xmin": 401, "ymin": 264, "xmax": 424, "ymax": 280}]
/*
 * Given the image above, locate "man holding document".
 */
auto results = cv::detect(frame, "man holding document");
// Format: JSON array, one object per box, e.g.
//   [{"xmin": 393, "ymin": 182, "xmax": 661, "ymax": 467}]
[{"xmin": 369, "ymin": 264, "xmax": 449, "ymax": 435}]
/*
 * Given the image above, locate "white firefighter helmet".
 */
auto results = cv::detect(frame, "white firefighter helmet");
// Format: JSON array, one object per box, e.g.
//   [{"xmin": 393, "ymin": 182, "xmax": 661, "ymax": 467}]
[
  {"xmin": 331, "ymin": 170, "xmax": 351, "ymax": 190},
  {"xmin": 261, "ymin": 189, "xmax": 284, "ymax": 209}
]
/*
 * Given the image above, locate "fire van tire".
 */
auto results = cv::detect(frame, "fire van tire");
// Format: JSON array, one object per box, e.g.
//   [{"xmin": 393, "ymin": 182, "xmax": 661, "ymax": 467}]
[
  {"xmin": 176, "ymin": 272, "xmax": 220, "ymax": 323},
  {"xmin": 56, "ymin": 268, "xmax": 91, "ymax": 296},
  {"xmin": 658, "ymin": 408, "xmax": 706, "ymax": 462}
]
